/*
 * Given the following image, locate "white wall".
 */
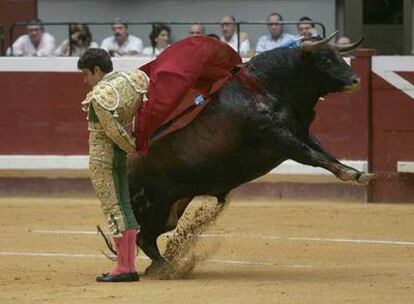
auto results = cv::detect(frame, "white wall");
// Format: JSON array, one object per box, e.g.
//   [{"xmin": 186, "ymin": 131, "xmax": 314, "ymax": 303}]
[{"xmin": 37, "ymin": 0, "xmax": 336, "ymax": 50}]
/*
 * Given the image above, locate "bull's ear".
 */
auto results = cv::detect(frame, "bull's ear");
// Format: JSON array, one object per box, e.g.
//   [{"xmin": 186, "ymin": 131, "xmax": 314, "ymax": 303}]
[{"xmin": 302, "ymin": 30, "xmax": 338, "ymax": 53}]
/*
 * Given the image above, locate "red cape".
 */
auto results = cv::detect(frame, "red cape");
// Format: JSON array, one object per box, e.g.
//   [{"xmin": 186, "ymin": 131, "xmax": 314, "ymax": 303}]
[{"xmin": 135, "ymin": 36, "xmax": 242, "ymax": 155}]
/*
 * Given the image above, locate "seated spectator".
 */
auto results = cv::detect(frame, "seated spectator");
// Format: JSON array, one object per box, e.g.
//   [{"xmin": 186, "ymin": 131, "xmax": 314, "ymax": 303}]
[
  {"xmin": 100, "ymin": 17, "xmax": 143, "ymax": 57},
  {"xmin": 7, "ymin": 17, "xmax": 55, "ymax": 56},
  {"xmin": 55, "ymin": 23, "xmax": 98, "ymax": 56},
  {"xmin": 337, "ymin": 36, "xmax": 353, "ymax": 57},
  {"xmin": 255, "ymin": 12, "xmax": 296, "ymax": 54},
  {"xmin": 142, "ymin": 24, "xmax": 171, "ymax": 56},
  {"xmin": 219, "ymin": 15, "xmax": 250, "ymax": 56},
  {"xmin": 188, "ymin": 23, "xmax": 205, "ymax": 36},
  {"xmin": 337, "ymin": 36, "xmax": 351, "ymax": 45},
  {"xmin": 297, "ymin": 16, "xmax": 319, "ymax": 39}
]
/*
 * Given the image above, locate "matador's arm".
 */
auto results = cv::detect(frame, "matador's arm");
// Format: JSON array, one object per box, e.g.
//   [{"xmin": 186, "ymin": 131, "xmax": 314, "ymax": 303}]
[{"xmin": 91, "ymin": 100, "xmax": 136, "ymax": 154}]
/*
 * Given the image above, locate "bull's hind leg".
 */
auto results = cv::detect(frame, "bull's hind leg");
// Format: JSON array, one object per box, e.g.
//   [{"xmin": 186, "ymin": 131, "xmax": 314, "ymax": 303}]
[
  {"xmin": 165, "ymin": 197, "xmax": 193, "ymax": 231},
  {"xmin": 165, "ymin": 194, "xmax": 227, "ymax": 231},
  {"xmin": 215, "ymin": 191, "xmax": 230, "ymax": 205},
  {"xmin": 138, "ymin": 229, "xmax": 173, "ymax": 276}
]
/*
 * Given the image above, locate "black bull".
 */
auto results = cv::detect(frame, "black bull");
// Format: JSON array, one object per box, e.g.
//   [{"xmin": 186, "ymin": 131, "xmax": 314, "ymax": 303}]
[{"xmin": 127, "ymin": 35, "xmax": 373, "ymax": 273}]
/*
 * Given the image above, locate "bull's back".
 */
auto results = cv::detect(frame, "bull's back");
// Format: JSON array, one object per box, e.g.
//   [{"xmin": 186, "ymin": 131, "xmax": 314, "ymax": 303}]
[{"xmin": 130, "ymin": 81, "xmax": 285, "ymax": 200}]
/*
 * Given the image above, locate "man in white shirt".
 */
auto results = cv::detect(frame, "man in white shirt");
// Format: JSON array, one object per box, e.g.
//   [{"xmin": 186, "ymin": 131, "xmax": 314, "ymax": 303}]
[
  {"xmin": 219, "ymin": 15, "xmax": 250, "ymax": 57},
  {"xmin": 188, "ymin": 23, "xmax": 205, "ymax": 37},
  {"xmin": 297, "ymin": 16, "xmax": 319, "ymax": 39},
  {"xmin": 101, "ymin": 18, "xmax": 143, "ymax": 57},
  {"xmin": 7, "ymin": 18, "xmax": 55, "ymax": 57},
  {"xmin": 255, "ymin": 12, "xmax": 296, "ymax": 54}
]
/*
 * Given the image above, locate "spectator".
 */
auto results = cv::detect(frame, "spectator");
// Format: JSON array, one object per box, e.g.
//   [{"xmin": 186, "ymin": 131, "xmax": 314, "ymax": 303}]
[
  {"xmin": 297, "ymin": 16, "xmax": 319, "ymax": 39},
  {"xmin": 55, "ymin": 23, "xmax": 98, "ymax": 56},
  {"xmin": 100, "ymin": 17, "xmax": 143, "ymax": 57},
  {"xmin": 188, "ymin": 23, "xmax": 205, "ymax": 36},
  {"xmin": 142, "ymin": 24, "xmax": 171, "ymax": 56},
  {"xmin": 7, "ymin": 17, "xmax": 55, "ymax": 56},
  {"xmin": 337, "ymin": 36, "xmax": 353, "ymax": 57},
  {"xmin": 255, "ymin": 12, "xmax": 296, "ymax": 54},
  {"xmin": 337, "ymin": 36, "xmax": 351, "ymax": 45},
  {"xmin": 219, "ymin": 15, "xmax": 250, "ymax": 56}
]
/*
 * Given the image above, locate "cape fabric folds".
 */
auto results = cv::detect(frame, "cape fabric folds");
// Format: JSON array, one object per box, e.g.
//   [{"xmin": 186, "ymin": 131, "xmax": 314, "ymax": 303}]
[{"xmin": 135, "ymin": 35, "xmax": 242, "ymax": 155}]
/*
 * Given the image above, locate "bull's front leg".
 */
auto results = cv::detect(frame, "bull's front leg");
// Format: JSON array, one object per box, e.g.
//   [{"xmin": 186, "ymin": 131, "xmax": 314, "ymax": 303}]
[
  {"xmin": 306, "ymin": 135, "xmax": 340, "ymax": 164},
  {"xmin": 306, "ymin": 135, "xmax": 374, "ymax": 183},
  {"xmin": 278, "ymin": 131, "xmax": 373, "ymax": 183}
]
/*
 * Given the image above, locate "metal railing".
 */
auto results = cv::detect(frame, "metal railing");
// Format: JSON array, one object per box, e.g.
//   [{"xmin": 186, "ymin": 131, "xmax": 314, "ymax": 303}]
[{"xmin": 8, "ymin": 21, "xmax": 327, "ymax": 56}]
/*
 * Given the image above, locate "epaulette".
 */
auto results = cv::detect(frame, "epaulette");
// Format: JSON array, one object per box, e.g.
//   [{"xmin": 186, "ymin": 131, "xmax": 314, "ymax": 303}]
[
  {"xmin": 92, "ymin": 81, "xmax": 120, "ymax": 111},
  {"xmin": 120, "ymin": 69, "xmax": 149, "ymax": 95}
]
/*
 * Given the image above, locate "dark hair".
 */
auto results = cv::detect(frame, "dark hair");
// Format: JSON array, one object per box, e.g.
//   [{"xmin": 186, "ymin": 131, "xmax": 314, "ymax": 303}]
[
  {"xmin": 267, "ymin": 12, "xmax": 283, "ymax": 21},
  {"xmin": 27, "ymin": 17, "xmax": 44, "ymax": 31},
  {"xmin": 220, "ymin": 15, "xmax": 236, "ymax": 23},
  {"xmin": 207, "ymin": 33, "xmax": 220, "ymax": 40},
  {"xmin": 71, "ymin": 23, "xmax": 92, "ymax": 47},
  {"xmin": 77, "ymin": 48, "xmax": 113, "ymax": 73},
  {"xmin": 299, "ymin": 16, "xmax": 315, "ymax": 27},
  {"xmin": 149, "ymin": 24, "xmax": 171, "ymax": 48},
  {"xmin": 112, "ymin": 17, "xmax": 128, "ymax": 29}
]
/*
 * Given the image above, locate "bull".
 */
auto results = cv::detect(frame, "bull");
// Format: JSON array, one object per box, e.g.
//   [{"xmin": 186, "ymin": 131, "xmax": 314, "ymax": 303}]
[{"xmin": 127, "ymin": 33, "xmax": 371, "ymax": 273}]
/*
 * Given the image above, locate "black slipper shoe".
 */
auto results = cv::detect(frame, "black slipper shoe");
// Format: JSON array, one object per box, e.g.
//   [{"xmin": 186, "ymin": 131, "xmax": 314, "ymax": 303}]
[{"xmin": 96, "ymin": 272, "xmax": 140, "ymax": 282}]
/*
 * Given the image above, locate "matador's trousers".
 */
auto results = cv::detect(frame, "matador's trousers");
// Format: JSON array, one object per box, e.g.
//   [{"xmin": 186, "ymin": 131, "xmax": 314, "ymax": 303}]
[{"xmin": 89, "ymin": 131, "xmax": 139, "ymax": 237}]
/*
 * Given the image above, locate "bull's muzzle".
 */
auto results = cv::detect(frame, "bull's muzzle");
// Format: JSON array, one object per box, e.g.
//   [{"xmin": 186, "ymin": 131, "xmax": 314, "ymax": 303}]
[{"xmin": 343, "ymin": 76, "xmax": 361, "ymax": 93}]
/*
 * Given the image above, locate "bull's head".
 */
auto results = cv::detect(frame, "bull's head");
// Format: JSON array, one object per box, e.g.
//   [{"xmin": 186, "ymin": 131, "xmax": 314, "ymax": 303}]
[{"xmin": 301, "ymin": 31, "xmax": 364, "ymax": 94}]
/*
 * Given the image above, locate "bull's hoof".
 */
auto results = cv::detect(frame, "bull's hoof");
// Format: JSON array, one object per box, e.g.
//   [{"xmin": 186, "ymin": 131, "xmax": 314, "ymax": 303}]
[
  {"xmin": 357, "ymin": 173, "xmax": 375, "ymax": 184},
  {"xmin": 337, "ymin": 169, "xmax": 359, "ymax": 182},
  {"xmin": 144, "ymin": 262, "xmax": 159, "ymax": 276},
  {"xmin": 144, "ymin": 259, "xmax": 175, "ymax": 279}
]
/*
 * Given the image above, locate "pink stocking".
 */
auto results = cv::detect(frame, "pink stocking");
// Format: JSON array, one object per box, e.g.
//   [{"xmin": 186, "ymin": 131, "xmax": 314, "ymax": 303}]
[
  {"xmin": 109, "ymin": 231, "xmax": 131, "ymax": 275},
  {"xmin": 125, "ymin": 229, "xmax": 138, "ymax": 273}
]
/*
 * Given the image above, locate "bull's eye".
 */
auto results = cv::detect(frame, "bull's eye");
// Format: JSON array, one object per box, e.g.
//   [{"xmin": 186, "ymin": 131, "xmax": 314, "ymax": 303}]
[{"xmin": 324, "ymin": 58, "xmax": 333, "ymax": 65}]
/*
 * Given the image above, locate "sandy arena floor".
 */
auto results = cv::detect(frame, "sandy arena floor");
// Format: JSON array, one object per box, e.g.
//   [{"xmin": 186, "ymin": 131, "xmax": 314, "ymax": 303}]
[{"xmin": 0, "ymin": 196, "xmax": 413, "ymax": 304}]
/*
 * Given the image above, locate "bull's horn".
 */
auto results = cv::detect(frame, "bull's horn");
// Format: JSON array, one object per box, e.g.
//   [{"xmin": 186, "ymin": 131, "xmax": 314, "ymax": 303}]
[
  {"xmin": 335, "ymin": 36, "xmax": 365, "ymax": 53},
  {"xmin": 323, "ymin": 30, "xmax": 339, "ymax": 43},
  {"xmin": 302, "ymin": 30, "xmax": 338, "ymax": 53}
]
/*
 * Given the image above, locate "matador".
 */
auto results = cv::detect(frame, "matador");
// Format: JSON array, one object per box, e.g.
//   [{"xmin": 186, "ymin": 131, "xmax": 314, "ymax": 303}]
[{"xmin": 78, "ymin": 48, "xmax": 148, "ymax": 282}]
